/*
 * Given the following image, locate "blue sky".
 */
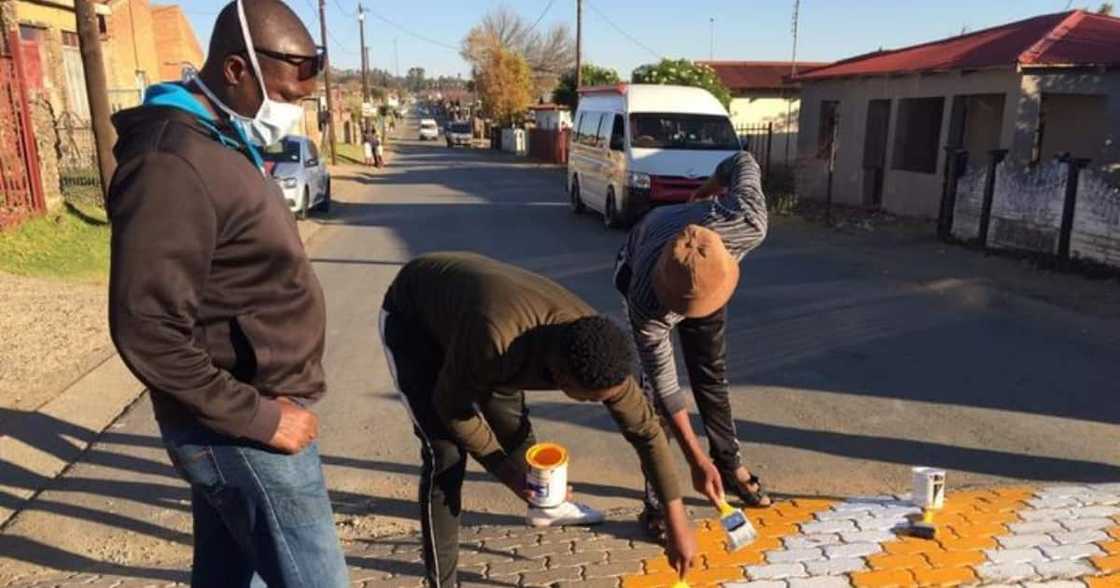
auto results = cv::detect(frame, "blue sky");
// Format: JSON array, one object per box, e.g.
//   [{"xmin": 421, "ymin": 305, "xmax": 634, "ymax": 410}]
[{"xmin": 184, "ymin": 0, "xmax": 1092, "ymax": 79}]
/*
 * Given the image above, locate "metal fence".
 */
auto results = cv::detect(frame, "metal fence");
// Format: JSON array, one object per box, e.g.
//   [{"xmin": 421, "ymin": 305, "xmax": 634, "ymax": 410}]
[
  {"xmin": 736, "ymin": 122, "xmax": 774, "ymax": 183},
  {"xmin": 54, "ymin": 111, "xmax": 102, "ymax": 208},
  {"xmin": 0, "ymin": 31, "xmax": 44, "ymax": 229}
]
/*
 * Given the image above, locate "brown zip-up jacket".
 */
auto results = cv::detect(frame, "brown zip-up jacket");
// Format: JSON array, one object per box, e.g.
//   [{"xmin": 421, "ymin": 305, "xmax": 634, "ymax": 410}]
[
  {"xmin": 107, "ymin": 104, "xmax": 327, "ymax": 443},
  {"xmin": 383, "ymin": 252, "xmax": 682, "ymax": 505}
]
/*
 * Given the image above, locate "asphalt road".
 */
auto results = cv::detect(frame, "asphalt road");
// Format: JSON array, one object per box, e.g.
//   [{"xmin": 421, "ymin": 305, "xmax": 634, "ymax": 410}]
[{"xmin": 1, "ymin": 118, "xmax": 1117, "ymax": 581}]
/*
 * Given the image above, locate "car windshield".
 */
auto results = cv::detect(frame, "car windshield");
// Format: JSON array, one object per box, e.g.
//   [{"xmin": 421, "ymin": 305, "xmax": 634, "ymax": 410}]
[
  {"xmin": 629, "ymin": 113, "xmax": 739, "ymax": 151},
  {"xmin": 451, "ymin": 123, "xmax": 470, "ymax": 133},
  {"xmin": 421, "ymin": 123, "xmax": 437, "ymax": 130},
  {"xmin": 261, "ymin": 139, "xmax": 301, "ymax": 162}
]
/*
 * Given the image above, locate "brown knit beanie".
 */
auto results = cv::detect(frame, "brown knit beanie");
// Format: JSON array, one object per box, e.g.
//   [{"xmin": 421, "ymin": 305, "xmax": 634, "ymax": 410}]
[{"xmin": 652, "ymin": 225, "xmax": 740, "ymax": 318}]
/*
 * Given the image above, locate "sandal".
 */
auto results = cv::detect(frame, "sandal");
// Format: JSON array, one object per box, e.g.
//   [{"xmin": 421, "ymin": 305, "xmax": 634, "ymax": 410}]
[
  {"xmin": 639, "ymin": 507, "xmax": 667, "ymax": 542},
  {"xmin": 722, "ymin": 470, "xmax": 773, "ymax": 508}
]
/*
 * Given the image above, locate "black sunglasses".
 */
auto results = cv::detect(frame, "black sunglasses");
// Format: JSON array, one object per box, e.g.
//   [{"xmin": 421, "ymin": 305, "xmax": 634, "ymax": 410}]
[{"xmin": 243, "ymin": 46, "xmax": 326, "ymax": 81}]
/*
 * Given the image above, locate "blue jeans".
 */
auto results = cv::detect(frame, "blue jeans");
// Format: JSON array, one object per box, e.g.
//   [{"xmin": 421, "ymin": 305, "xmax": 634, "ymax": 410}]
[{"xmin": 161, "ymin": 422, "xmax": 349, "ymax": 588}]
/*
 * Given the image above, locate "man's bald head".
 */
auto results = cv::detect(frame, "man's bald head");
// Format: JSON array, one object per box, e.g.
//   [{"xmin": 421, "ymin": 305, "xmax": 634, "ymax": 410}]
[
  {"xmin": 206, "ymin": 0, "xmax": 316, "ymax": 65},
  {"xmin": 196, "ymin": 0, "xmax": 319, "ymax": 119}
]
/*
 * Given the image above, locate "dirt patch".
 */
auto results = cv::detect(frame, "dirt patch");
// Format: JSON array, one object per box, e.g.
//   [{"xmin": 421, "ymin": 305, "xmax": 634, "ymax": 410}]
[{"xmin": 0, "ymin": 273, "xmax": 112, "ymax": 420}]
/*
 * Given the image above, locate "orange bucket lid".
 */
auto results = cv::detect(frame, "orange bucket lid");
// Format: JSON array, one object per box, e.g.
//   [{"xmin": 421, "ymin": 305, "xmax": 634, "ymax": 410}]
[{"xmin": 526, "ymin": 443, "xmax": 568, "ymax": 469}]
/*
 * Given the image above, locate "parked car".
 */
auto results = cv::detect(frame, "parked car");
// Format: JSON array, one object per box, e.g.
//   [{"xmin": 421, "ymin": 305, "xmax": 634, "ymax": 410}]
[
  {"xmin": 446, "ymin": 121, "xmax": 473, "ymax": 147},
  {"xmin": 261, "ymin": 135, "xmax": 331, "ymax": 219},
  {"xmin": 567, "ymin": 84, "xmax": 742, "ymax": 228},
  {"xmin": 419, "ymin": 118, "xmax": 439, "ymax": 140}
]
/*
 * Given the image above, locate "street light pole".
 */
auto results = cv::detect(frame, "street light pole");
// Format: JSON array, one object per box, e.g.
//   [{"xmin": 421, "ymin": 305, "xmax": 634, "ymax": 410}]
[
  {"xmin": 318, "ymin": 0, "xmax": 337, "ymax": 165},
  {"xmin": 709, "ymin": 17, "xmax": 714, "ymax": 61}
]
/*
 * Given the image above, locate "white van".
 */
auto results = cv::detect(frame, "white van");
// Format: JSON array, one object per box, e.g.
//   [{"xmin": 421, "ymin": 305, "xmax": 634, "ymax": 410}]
[{"xmin": 567, "ymin": 84, "xmax": 742, "ymax": 228}]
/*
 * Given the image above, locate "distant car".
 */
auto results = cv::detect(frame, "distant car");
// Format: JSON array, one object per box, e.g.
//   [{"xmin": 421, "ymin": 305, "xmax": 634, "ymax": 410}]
[
  {"xmin": 261, "ymin": 135, "xmax": 331, "ymax": 219},
  {"xmin": 446, "ymin": 121, "xmax": 472, "ymax": 147},
  {"xmin": 419, "ymin": 119, "xmax": 439, "ymax": 141}
]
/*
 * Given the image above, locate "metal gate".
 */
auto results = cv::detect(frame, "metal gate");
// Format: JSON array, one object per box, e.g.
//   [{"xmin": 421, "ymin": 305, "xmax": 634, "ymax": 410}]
[
  {"xmin": 736, "ymin": 122, "xmax": 774, "ymax": 183},
  {"xmin": 55, "ymin": 111, "xmax": 102, "ymax": 207},
  {"xmin": 0, "ymin": 31, "xmax": 45, "ymax": 229}
]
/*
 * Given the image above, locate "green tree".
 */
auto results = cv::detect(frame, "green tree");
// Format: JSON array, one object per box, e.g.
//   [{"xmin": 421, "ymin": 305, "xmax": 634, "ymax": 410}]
[
  {"xmin": 476, "ymin": 46, "xmax": 533, "ymax": 127},
  {"xmin": 406, "ymin": 67, "xmax": 426, "ymax": 92},
  {"xmin": 1098, "ymin": 2, "xmax": 1114, "ymax": 15},
  {"xmin": 631, "ymin": 58, "xmax": 732, "ymax": 109},
  {"xmin": 551, "ymin": 64, "xmax": 620, "ymax": 109}
]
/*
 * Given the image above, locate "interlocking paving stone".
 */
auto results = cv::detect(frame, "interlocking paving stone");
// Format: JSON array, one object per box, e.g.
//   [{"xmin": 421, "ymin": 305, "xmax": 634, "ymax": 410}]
[
  {"xmin": 1052, "ymin": 530, "xmax": 1111, "ymax": 545},
  {"xmin": 804, "ymin": 557, "xmax": 867, "ymax": 576},
  {"xmin": 582, "ymin": 561, "xmax": 643, "ymax": 579},
  {"xmin": 1042, "ymin": 543, "xmax": 1105, "ymax": 560},
  {"xmin": 1000, "ymin": 534, "xmax": 1060, "ymax": 548},
  {"xmin": 977, "ymin": 562, "xmax": 1041, "ymax": 583},
  {"xmin": 518, "ymin": 565, "xmax": 583, "ymax": 586},
  {"xmin": 823, "ymin": 542, "xmax": 882, "ymax": 559},
  {"xmin": 1032, "ymin": 559, "xmax": 1098, "ymax": 579},
  {"xmin": 784, "ymin": 534, "xmax": 844, "ymax": 549},
  {"xmin": 746, "ymin": 563, "xmax": 810, "ymax": 580},
  {"xmin": 1064, "ymin": 518, "xmax": 1116, "ymax": 531},
  {"xmin": 767, "ymin": 548, "xmax": 825, "ymax": 564},
  {"xmin": 786, "ymin": 576, "xmax": 853, "ymax": 588},
  {"xmin": 986, "ymin": 548, "xmax": 1050, "ymax": 565}
]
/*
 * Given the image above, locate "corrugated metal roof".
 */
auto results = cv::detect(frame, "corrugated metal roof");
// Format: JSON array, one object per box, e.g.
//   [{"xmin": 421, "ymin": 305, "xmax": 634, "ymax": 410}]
[
  {"xmin": 698, "ymin": 61, "xmax": 829, "ymax": 91},
  {"xmin": 796, "ymin": 10, "xmax": 1120, "ymax": 81}
]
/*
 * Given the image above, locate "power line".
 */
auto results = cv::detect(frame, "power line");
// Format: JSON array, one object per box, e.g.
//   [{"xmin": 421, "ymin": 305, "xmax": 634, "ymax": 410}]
[
  {"xmin": 584, "ymin": 0, "xmax": 661, "ymax": 61},
  {"xmin": 364, "ymin": 8, "xmax": 460, "ymax": 51},
  {"xmin": 332, "ymin": 0, "xmax": 358, "ymax": 18},
  {"xmin": 526, "ymin": 0, "xmax": 558, "ymax": 34}
]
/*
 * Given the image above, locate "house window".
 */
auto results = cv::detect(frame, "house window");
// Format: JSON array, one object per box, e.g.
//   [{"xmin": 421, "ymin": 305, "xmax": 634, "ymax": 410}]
[
  {"xmin": 817, "ymin": 100, "xmax": 839, "ymax": 159},
  {"xmin": 19, "ymin": 25, "xmax": 42, "ymax": 42},
  {"xmin": 62, "ymin": 31, "xmax": 79, "ymax": 47},
  {"xmin": 1037, "ymin": 93, "xmax": 1108, "ymax": 163},
  {"xmin": 892, "ymin": 97, "xmax": 945, "ymax": 174}
]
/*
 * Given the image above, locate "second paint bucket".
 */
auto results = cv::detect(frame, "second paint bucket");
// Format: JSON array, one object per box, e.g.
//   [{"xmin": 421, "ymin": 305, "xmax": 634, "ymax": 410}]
[{"xmin": 525, "ymin": 443, "xmax": 568, "ymax": 508}]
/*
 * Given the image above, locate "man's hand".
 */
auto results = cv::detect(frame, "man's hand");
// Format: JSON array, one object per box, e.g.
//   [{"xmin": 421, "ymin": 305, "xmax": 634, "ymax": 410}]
[
  {"xmin": 690, "ymin": 458, "xmax": 725, "ymax": 506},
  {"xmin": 664, "ymin": 499, "xmax": 698, "ymax": 578},
  {"xmin": 267, "ymin": 398, "xmax": 318, "ymax": 454}
]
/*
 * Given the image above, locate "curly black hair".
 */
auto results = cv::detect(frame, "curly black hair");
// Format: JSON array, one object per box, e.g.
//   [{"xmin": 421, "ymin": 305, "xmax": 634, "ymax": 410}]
[{"xmin": 560, "ymin": 316, "xmax": 636, "ymax": 390}]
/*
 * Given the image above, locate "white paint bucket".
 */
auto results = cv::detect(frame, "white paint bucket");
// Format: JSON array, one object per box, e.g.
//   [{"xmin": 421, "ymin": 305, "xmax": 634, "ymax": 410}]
[
  {"xmin": 912, "ymin": 467, "xmax": 947, "ymax": 509},
  {"xmin": 525, "ymin": 443, "xmax": 568, "ymax": 508}
]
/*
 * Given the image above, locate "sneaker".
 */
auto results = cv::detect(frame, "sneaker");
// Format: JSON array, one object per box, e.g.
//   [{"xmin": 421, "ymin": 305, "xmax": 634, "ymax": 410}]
[{"xmin": 526, "ymin": 501, "xmax": 605, "ymax": 528}]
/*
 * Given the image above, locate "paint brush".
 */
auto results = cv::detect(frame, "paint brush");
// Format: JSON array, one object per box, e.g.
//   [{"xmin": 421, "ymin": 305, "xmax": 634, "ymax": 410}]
[{"xmin": 717, "ymin": 499, "xmax": 757, "ymax": 551}]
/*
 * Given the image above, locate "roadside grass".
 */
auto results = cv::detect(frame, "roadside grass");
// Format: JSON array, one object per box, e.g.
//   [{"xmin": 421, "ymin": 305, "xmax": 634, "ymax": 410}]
[
  {"xmin": 0, "ymin": 202, "xmax": 110, "ymax": 283},
  {"xmin": 334, "ymin": 142, "xmax": 365, "ymax": 165}
]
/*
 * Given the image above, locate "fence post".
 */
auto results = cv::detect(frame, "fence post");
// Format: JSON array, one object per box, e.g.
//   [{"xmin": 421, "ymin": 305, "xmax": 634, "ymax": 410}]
[
  {"xmin": 1057, "ymin": 156, "xmax": 1090, "ymax": 260},
  {"xmin": 825, "ymin": 112, "xmax": 839, "ymax": 226},
  {"xmin": 764, "ymin": 122, "xmax": 773, "ymax": 185},
  {"xmin": 976, "ymin": 149, "xmax": 1007, "ymax": 249},
  {"xmin": 937, "ymin": 147, "xmax": 968, "ymax": 241}
]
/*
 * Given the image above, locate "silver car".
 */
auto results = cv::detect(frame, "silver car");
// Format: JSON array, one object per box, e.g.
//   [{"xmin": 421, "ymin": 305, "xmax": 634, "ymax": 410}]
[{"xmin": 261, "ymin": 135, "xmax": 331, "ymax": 218}]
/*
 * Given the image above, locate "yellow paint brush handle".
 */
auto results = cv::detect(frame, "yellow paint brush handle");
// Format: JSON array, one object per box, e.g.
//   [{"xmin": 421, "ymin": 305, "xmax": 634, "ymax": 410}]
[{"xmin": 717, "ymin": 500, "xmax": 736, "ymax": 516}]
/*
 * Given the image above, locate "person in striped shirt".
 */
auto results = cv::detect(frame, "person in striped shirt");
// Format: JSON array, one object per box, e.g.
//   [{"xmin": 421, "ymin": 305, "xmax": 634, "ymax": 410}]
[{"xmin": 614, "ymin": 151, "xmax": 771, "ymax": 537}]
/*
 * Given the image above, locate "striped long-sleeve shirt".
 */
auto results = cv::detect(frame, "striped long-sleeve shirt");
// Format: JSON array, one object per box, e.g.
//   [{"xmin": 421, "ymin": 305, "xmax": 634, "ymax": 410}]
[{"xmin": 614, "ymin": 152, "xmax": 768, "ymax": 415}]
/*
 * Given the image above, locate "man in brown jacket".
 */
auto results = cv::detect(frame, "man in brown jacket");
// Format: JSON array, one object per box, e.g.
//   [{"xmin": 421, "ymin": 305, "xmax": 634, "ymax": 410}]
[
  {"xmin": 379, "ymin": 252, "xmax": 698, "ymax": 588},
  {"xmin": 107, "ymin": 1, "xmax": 347, "ymax": 585}
]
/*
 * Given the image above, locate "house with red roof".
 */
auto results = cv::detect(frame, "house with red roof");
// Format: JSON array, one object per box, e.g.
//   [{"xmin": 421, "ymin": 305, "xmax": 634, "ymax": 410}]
[
  {"xmin": 699, "ymin": 61, "xmax": 828, "ymax": 165},
  {"xmin": 793, "ymin": 9, "xmax": 1120, "ymax": 218}
]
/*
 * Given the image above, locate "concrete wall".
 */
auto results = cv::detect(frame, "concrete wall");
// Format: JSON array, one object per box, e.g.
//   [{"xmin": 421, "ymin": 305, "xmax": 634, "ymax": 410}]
[
  {"xmin": 797, "ymin": 69, "xmax": 1024, "ymax": 218},
  {"xmin": 730, "ymin": 92, "xmax": 800, "ymax": 165}
]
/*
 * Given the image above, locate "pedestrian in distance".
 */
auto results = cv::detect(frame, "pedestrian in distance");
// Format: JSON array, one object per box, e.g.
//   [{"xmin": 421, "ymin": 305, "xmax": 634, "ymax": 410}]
[
  {"xmin": 106, "ymin": 0, "xmax": 349, "ymax": 586},
  {"xmin": 372, "ymin": 129, "xmax": 384, "ymax": 168},
  {"xmin": 379, "ymin": 252, "xmax": 699, "ymax": 588},
  {"xmin": 362, "ymin": 127, "xmax": 375, "ymax": 166},
  {"xmin": 614, "ymin": 151, "xmax": 772, "ymax": 540}
]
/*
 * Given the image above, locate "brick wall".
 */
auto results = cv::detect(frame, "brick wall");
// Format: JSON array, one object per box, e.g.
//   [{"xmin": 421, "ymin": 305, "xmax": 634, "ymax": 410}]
[
  {"xmin": 151, "ymin": 5, "xmax": 202, "ymax": 82},
  {"xmin": 951, "ymin": 160, "xmax": 1120, "ymax": 268}
]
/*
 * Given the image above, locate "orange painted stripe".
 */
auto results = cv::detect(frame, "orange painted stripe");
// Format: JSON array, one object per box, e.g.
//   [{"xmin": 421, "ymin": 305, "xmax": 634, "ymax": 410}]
[{"xmin": 622, "ymin": 498, "xmax": 836, "ymax": 588}]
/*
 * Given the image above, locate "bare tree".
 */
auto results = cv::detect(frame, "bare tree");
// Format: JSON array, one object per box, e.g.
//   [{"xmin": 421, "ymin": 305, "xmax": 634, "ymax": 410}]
[
  {"xmin": 461, "ymin": 5, "xmax": 574, "ymax": 100},
  {"xmin": 1098, "ymin": 2, "xmax": 1114, "ymax": 15}
]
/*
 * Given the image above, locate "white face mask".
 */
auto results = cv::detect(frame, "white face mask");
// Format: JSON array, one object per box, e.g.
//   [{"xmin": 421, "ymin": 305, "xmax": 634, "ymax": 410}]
[{"xmin": 195, "ymin": 0, "xmax": 304, "ymax": 148}]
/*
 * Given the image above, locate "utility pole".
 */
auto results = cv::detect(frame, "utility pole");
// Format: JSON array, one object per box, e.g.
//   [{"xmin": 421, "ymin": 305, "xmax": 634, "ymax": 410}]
[
  {"xmin": 394, "ymin": 37, "xmax": 400, "ymax": 79},
  {"xmin": 74, "ymin": 0, "xmax": 115, "ymax": 197},
  {"xmin": 318, "ymin": 0, "xmax": 337, "ymax": 164},
  {"xmin": 784, "ymin": 0, "xmax": 800, "ymax": 166},
  {"xmin": 359, "ymin": 4, "xmax": 370, "ymax": 103},
  {"xmin": 575, "ymin": 0, "xmax": 583, "ymax": 90}
]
